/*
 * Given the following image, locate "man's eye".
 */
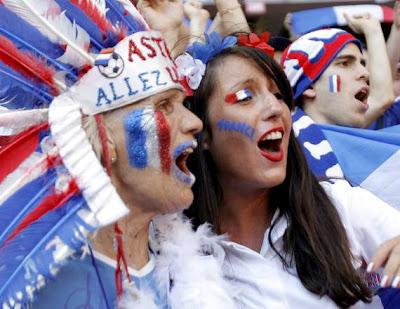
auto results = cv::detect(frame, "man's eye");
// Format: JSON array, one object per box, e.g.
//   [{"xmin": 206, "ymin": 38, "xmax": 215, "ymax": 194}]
[{"xmin": 157, "ymin": 99, "xmax": 174, "ymax": 114}]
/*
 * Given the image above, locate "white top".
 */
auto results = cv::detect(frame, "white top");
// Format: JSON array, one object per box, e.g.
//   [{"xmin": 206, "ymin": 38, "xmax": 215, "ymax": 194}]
[{"xmin": 217, "ymin": 180, "xmax": 400, "ymax": 309}]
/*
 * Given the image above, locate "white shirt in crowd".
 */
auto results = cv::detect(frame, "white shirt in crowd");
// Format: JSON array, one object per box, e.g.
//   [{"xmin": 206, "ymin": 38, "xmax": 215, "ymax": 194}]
[{"xmin": 216, "ymin": 180, "xmax": 400, "ymax": 309}]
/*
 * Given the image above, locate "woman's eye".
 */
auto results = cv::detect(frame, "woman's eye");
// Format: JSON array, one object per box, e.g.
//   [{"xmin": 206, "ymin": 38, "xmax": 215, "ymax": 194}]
[
  {"xmin": 338, "ymin": 61, "xmax": 349, "ymax": 67},
  {"xmin": 225, "ymin": 89, "xmax": 253, "ymax": 104},
  {"xmin": 157, "ymin": 99, "xmax": 174, "ymax": 114}
]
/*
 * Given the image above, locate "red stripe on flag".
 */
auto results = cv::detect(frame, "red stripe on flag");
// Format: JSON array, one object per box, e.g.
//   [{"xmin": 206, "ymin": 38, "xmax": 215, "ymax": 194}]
[
  {"xmin": 0, "ymin": 122, "xmax": 49, "ymax": 183},
  {"xmin": 155, "ymin": 110, "xmax": 171, "ymax": 174}
]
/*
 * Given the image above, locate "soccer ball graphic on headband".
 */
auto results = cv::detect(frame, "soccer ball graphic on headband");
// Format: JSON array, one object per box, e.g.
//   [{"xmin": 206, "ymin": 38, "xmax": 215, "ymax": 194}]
[{"xmin": 96, "ymin": 52, "xmax": 125, "ymax": 78}]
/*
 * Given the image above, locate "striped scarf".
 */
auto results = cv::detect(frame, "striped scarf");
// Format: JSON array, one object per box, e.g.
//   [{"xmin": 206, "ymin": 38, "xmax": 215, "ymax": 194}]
[{"xmin": 292, "ymin": 107, "xmax": 344, "ymax": 180}]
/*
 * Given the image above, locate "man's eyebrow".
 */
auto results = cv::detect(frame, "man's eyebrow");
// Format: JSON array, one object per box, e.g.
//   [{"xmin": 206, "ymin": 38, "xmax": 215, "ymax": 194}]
[{"xmin": 334, "ymin": 54, "xmax": 357, "ymax": 62}]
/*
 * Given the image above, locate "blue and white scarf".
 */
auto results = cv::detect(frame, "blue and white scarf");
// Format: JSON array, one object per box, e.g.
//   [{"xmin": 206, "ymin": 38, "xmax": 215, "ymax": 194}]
[
  {"xmin": 292, "ymin": 107, "xmax": 344, "ymax": 180},
  {"xmin": 292, "ymin": 107, "xmax": 400, "ymax": 209}
]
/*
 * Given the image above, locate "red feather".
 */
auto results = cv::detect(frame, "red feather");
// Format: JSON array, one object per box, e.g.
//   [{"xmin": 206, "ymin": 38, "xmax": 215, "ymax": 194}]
[
  {"xmin": 70, "ymin": 0, "xmax": 123, "ymax": 38},
  {"xmin": 0, "ymin": 123, "xmax": 49, "ymax": 183},
  {"xmin": 0, "ymin": 35, "xmax": 59, "ymax": 95},
  {"xmin": 5, "ymin": 180, "xmax": 80, "ymax": 243}
]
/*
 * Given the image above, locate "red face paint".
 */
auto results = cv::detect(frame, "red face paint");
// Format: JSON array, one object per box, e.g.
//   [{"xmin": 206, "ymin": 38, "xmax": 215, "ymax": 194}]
[
  {"xmin": 224, "ymin": 93, "xmax": 237, "ymax": 104},
  {"xmin": 155, "ymin": 110, "xmax": 171, "ymax": 174}
]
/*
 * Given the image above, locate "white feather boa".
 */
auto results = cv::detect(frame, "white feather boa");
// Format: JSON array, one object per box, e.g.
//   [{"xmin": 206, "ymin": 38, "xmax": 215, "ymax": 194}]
[{"xmin": 118, "ymin": 213, "xmax": 235, "ymax": 309}]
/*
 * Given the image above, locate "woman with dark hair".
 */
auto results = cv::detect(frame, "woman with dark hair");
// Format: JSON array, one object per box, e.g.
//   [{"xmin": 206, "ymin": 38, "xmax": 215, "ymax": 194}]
[{"xmin": 178, "ymin": 34, "xmax": 400, "ymax": 308}]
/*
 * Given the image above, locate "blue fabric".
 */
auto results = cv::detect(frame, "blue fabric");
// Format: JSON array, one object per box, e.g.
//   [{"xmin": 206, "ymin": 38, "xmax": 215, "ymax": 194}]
[
  {"xmin": 380, "ymin": 288, "xmax": 400, "ymax": 309},
  {"xmin": 320, "ymin": 124, "xmax": 400, "ymax": 185},
  {"xmin": 32, "ymin": 252, "xmax": 167, "ymax": 309},
  {"xmin": 369, "ymin": 98, "xmax": 400, "ymax": 130},
  {"xmin": 290, "ymin": 7, "xmax": 337, "ymax": 36}
]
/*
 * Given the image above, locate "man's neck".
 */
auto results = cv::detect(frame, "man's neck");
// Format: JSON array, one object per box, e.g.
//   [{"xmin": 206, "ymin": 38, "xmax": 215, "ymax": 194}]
[
  {"xmin": 219, "ymin": 178, "xmax": 274, "ymax": 253},
  {"xmin": 93, "ymin": 209, "xmax": 155, "ymax": 271}
]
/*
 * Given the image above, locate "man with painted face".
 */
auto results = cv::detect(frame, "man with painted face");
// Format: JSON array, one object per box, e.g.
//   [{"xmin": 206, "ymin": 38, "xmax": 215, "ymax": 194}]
[
  {"xmin": 281, "ymin": 23, "xmax": 400, "ymax": 205},
  {"xmin": 0, "ymin": 2, "xmax": 234, "ymax": 309},
  {"xmin": 282, "ymin": 21, "xmax": 400, "ymax": 309}
]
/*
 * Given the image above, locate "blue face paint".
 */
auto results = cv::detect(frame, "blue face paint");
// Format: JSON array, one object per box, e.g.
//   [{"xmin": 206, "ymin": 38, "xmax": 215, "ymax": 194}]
[
  {"xmin": 124, "ymin": 108, "xmax": 148, "ymax": 168},
  {"xmin": 216, "ymin": 119, "xmax": 255, "ymax": 140}
]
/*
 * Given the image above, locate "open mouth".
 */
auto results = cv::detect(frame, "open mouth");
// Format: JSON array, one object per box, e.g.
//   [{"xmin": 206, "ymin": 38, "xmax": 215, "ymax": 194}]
[
  {"xmin": 172, "ymin": 140, "xmax": 197, "ymax": 185},
  {"xmin": 354, "ymin": 87, "xmax": 369, "ymax": 109},
  {"xmin": 258, "ymin": 128, "xmax": 284, "ymax": 162}
]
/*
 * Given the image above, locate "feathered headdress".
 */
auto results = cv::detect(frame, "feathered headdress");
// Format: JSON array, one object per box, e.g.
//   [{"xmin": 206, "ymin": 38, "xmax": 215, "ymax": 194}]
[{"xmin": 0, "ymin": 1, "xmax": 182, "ymax": 306}]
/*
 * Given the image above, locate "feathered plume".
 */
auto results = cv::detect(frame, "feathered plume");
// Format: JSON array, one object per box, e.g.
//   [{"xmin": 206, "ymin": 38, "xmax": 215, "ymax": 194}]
[
  {"xmin": 0, "ymin": 195, "xmax": 96, "ymax": 307},
  {"xmin": 0, "ymin": 168, "xmax": 57, "ymax": 245},
  {"xmin": 0, "ymin": 5, "xmax": 65, "ymax": 61},
  {"xmin": 54, "ymin": 0, "xmax": 122, "ymax": 50},
  {"xmin": 0, "ymin": 109, "xmax": 48, "ymax": 135},
  {"xmin": 71, "ymin": 0, "xmax": 124, "ymax": 39},
  {"xmin": 0, "ymin": 63, "xmax": 54, "ymax": 108},
  {"xmin": 5, "ymin": 179, "xmax": 79, "ymax": 243},
  {"xmin": 0, "ymin": 123, "xmax": 49, "ymax": 183},
  {"xmin": 115, "ymin": 0, "xmax": 149, "ymax": 29},
  {"xmin": 0, "ymin": 28, "xmax": 78, "ymax": 83},
  {"xmin": 1, "ymin": 0, "xmax": 95, "ymax": 66},
  {"xmin": 0, "ymin": 34, "xmax": 65, "ymax": 94},
  {"xmin": 105, "ymin": 0, "xmax": 147, "ymax": 34}
]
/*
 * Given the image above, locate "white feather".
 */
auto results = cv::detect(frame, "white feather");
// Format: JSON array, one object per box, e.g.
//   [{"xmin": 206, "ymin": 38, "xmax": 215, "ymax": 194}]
[
  {"xmin": 0, "ymin": 152, "xmax": 49, "ymax": 206},
  {"xmin": 117, "ymin": 280, "xmax": 158, "ymax": 309},
  {"xmin": 0, "ymin": 109, "xmax": 48, "ymax": 134},
  {"xmin": 91, "ymin": 0, "xmax": 107, "ymax": 14},
  {"xmin": 2, "ymin": 0, "xmax": 94, "ymax": 66},
  {"xmin": 114, "ymin": 0, "xmax": 149, "ymax": 30},
  {"xmin": 151, "ymin": 213, "xmax": 236, "ymax": 309}
]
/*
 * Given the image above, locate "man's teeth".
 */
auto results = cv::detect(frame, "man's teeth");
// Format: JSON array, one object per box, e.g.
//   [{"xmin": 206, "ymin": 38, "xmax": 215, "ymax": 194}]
[{"xmin": 264, "ymin": 131, "xmax": 282, "ymax": 141}]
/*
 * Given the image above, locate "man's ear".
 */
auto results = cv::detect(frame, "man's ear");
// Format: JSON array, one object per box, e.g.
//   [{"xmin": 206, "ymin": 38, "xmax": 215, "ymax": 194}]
[{"xmin": 302, "ymin": 88, "xmax": 316, "ymax": 100}]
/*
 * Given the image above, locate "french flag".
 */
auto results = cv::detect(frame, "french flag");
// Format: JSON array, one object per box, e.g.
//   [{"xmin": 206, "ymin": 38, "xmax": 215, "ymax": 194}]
[
  {"xmin": 126, "ymin": 107, "xmax": 171, "ymax": 174},
  {"xmin": 289, "ymin": 5, "xmax": 393, "ymax": 37},
  {"xmin": 329, "ymin": 75, "xmax": 340, "ymax": 93},
  {"xmin": 320, "ymin": 123, "xmax": 400, "ymax": 210}
]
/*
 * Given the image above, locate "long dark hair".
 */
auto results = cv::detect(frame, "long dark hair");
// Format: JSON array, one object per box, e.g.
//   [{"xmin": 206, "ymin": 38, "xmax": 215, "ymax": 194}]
[{"xmin": 185, "ymin": 46, "xmax": 372, "ymax": 307}]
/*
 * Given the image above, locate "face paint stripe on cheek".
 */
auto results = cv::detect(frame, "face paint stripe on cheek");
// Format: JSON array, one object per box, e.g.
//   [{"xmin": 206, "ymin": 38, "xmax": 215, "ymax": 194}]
[
  {"xmin": 216, "ymin": 119, "xmax": 255, "ymax": 141},
  {"xmin": 124, "ymin": 109, "xmax": 148, "ymax": 168},
  {"xmin": 329, "ymin": 74, "xmax": 341, "ymax": 93},
  {"xmin": 142, "ymin": 107, "xmax": 161, "ymax": 170},
  {"xmin": 155, "ymin": 110, "xmax": 171, "ymax": 173}
]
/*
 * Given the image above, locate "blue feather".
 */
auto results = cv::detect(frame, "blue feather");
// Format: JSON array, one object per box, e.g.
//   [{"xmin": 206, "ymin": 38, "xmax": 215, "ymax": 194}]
[
  {"xmin": 105, "ymin": 0, "xmax": 146, "ymax": 34},
  {"xmin": 0, "ymin": 62, "xmax": 53, "ymax": 109},
  {"xmin": 0, "ymin": 169, "xmax": 57, "ymax": 246},
  {"xmin": 187, "ymin": 32, "xmax": 237, "ymax": 64},
  {"xmin": 53, "ymin": 0, "xmax": 108, "ymax": 51},
  {"xmin": 0, "ymin": 6, "xmax": 65, "ymax": 61},
  {"xmin": 0, "ymin": 28, "xmax": 78, "ymax": 83},
  {"xmin": 0, "ymin": 194, "xmax": 95, "ymax": 306}
]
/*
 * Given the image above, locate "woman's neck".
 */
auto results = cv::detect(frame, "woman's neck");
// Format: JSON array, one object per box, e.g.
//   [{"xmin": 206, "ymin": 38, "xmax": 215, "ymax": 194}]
[
  {"xmin": 93, "ymin": 209, "xmax": 154, "ymax": 270},
  {"xmin": 220, "ymin": 181, "xmax": 274, "ymax": 253}
]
